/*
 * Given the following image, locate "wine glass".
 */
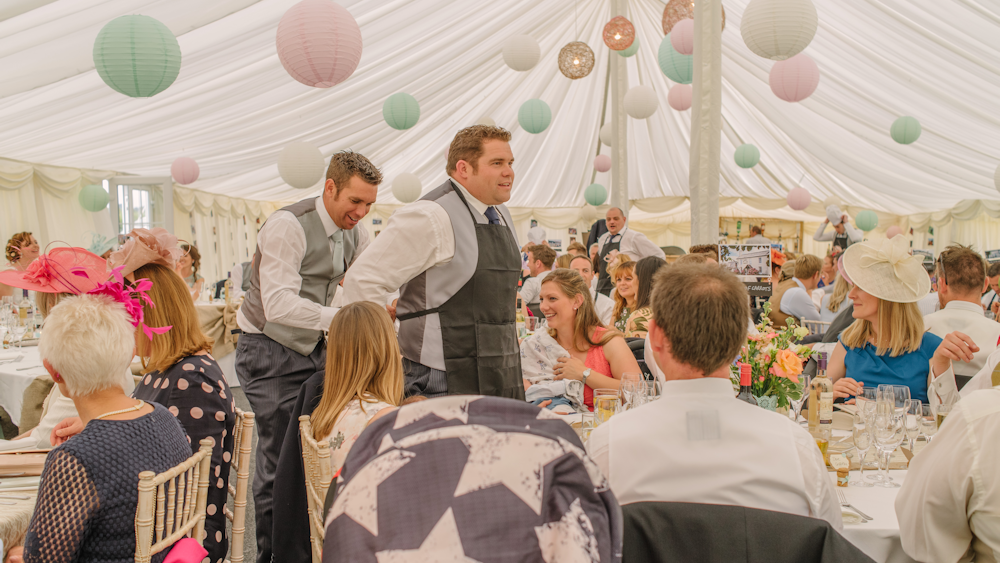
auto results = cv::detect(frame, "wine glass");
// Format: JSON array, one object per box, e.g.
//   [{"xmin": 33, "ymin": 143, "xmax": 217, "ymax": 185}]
[
  {"xmin": 935, "ymin": 403, "xmax": 953, "ymax": 429},
  {"xmin": 872, "ymin": 411, "xmax": 904, "ymax": 488},
  {"xmin": 903, "ymin": 400, "xmax": 920, "ymax": 452},
  {"xmin": 789, "ymin": 374, "xmax": 811, "ymax": 423},
  {"xmin": 11, "ymin": 321, "xmax": 27, "ymax": 351},
  {"xmin": 576, "ymin": 412, "xmax": 596, "ymax": 443},
  {"xmin": 850, "ymin": 412, "xmax": 874, "ymax": 487},
  {"xmin": 918, "ymin": 403, "xmax": 938, "ymax": 443},
  {"xmin": 620, "ymin": 372, "xmax": 644, "ymax": 411},
  {"xmin": 593, "ymin": 389, "xmax": 619, "ymax": 425}
]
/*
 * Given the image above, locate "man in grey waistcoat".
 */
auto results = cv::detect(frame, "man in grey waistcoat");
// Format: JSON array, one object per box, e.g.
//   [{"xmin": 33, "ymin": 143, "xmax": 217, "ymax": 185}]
[
  {"xmin": 344, "ymin": 125, "xmax": 524, "ymax": 400},
  {"xmin": 235, "ymin": 151, "xmax": 381, "ymax": 563}
]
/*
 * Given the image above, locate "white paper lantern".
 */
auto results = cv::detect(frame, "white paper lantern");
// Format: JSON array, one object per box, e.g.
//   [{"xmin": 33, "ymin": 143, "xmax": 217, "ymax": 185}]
[
  {"xmin": 741, "ymin": 0, "xmax": 817, "ymax": 61},
  {"xmin": 392, "ymin": 172, "xmax": 422, "ymax": 203},
  {"xmin": 502, "ymin": 35, "xmax": 540, "ymax": 71},
  {"xmin": 994, "ymin": 164, "xmax": 1000, "ymax": 194},
  {"xmin": 475, "ymin": 116, "xmax": 496, "ymax": 127},
  {"xmin": 278, "ymin": 142, "xmax": 325, "ymax": 189},
  {"xmin": 580, "ymin": 205, "xmax": 598, "ymax": 223},
  {"xmin": 600, "ymin": 123, "xmax": 613, "ymax": 146},
  {"xmin": 624, "ymin": 85, "xmax": 658, "ymax": 119}
]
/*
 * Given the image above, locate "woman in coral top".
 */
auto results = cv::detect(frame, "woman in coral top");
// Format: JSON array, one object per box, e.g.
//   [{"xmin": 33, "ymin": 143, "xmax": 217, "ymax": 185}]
[{"xmin": 540, "ymin": 269, "xmax": 641, "ymax": 410}]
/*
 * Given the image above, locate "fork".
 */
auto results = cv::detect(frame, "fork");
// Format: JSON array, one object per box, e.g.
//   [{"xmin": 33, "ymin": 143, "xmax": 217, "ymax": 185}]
[{"xmin": 837, "ymin": 488, "xmax": 873, "ymax": 521}]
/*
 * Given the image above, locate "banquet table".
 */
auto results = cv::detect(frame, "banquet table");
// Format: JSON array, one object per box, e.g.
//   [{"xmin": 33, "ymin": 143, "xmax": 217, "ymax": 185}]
[
  {"xmin": 194, "ymin": 301, "xmax": 241, "ymax": 388},
  {"xmin": 0, "ymin": 348, "xmax": 46, "ymax": 425},
  {"xmin": 834, "ymin": 470, "xmax": 914, "ymax": 563},
  {"xmin": 0, "ymin": 477, "xmax": 40, "ymax": 560}
]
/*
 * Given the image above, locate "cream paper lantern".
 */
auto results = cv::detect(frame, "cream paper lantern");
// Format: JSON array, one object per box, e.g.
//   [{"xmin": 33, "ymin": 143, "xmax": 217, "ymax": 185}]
[
  {"xmin": 741, "ymin": 0, "xmax": 818, "ymax": 61},
  {"xmin": 994, "ymin": 164, "xmax": 1000, "ymax": 194},
  {"xmin": 392, "ymin": 172, "xmax": 422, "ymax": 203},
  {"xmin": 502, "ymin": 35, "xmax": 541, "ymax": 71},
  {"xmin": 624, "ymin": 85, "xmax": 658, "ymax": 119},
  {"xmin": 600, "ymin": 123, "xmax": 613, "ymax": 146},
  {"xmin": 475, "ymin": 116, "xmax": 496, "ymax": 127},
  {"xmin": 580, "ymin": 204, "xmax": 598, "ymax": 223},
  {"xmin": 278, "ymin": 142, "xmax": 325, "ymax": 189}
]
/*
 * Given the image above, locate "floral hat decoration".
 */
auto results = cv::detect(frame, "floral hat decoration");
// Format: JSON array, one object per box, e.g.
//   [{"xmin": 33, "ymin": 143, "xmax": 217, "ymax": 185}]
[
  {"xmin": 842, "ymin": 235, "xmax": 930, "ymax": 303},
  {"xmin": 88, "ymin": 266, "xmax": 171, "ymax": 341},
  {"xmin": 0, "ymin": 246, "xmax": 107, "ymax": 294}
]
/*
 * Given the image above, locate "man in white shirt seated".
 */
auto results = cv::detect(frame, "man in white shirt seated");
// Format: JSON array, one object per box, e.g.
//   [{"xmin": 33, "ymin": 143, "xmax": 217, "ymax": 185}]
[
  {"xmin": 982, "ymin": 262, "xmax": 1000, "ymax": 315},
  {"xmin": 767, "ymin": 254, "xmax": 822, "ymax": 325},
  {"xmin": 896, "ymin": 385, "xmax": 1000, "ymax": 563},
  {"xmin": 518, "ymin": 243, "xmax": 555, "ymax": 309},
  {"xmin": 594, "ymin": 207, "xmax": 665, "ymax": 296},
  {"xmin": 570, "ymin": 255, "xmax": 613, "ymax": 326},
  {"xmin": 587, "ymin": 262, "xmax": 841, "ymax": 529},
  {"xmin": 924, "ymin": 245, "xmax": 1000, "ymax": 390}
]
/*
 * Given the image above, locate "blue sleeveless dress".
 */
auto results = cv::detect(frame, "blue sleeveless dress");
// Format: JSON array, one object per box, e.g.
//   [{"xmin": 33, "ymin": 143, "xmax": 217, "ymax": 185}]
[{"xmin": 841, "ymin": 332, "xmax": 942, "ymax": 403}]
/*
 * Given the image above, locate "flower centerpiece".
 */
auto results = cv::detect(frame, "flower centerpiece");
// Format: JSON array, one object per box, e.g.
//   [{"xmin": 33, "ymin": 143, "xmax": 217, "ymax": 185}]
[{"xmin": 732, "ymin": 302, "xmax": 815, "ymax": 411}]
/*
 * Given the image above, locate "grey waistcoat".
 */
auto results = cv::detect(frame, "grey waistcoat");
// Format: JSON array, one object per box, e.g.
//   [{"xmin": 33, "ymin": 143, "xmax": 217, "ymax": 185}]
[
  {"xmin": 241, "ymin": 198, "xmax": 359, "ymax": 355},
  {"xmin": 396, "ymin": 180, "xmax": 518, "ymax": 371}
]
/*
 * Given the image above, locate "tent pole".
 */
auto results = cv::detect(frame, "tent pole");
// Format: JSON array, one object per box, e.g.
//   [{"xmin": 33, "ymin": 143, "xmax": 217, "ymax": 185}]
[
  {"xmin": 688, "ymin": 0, "xmax": 723, "ymax": 245},
  {"xmin": 609, "ymin": 0, "xmax": 629, "ymax": 214}
]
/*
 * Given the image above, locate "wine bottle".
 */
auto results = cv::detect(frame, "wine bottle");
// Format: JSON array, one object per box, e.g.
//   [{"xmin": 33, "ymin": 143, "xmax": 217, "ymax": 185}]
[
  {"xmin": 736, "ymin": 363, "xmax": 757, "ymax": 406},
  {"xmin": 810, "ymin": 353, "xmax": 833, "ymax": 463}
]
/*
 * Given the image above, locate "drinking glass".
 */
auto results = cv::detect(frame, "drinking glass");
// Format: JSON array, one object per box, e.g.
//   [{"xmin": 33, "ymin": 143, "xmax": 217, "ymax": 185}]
[
  {"xmin": 593, "ymin": 389, "xmax": 619, "ymax": 425},
  {"xmin": 789, "ymin": 374, "xmax": 811, "ymax": 423},
  {"xmin": 871, "ymin": 412, "xmax": 904, "ymax": 488},
  {"xmin": 525, "ymin": 317, "xmax": 537, "ymax": 333},
  {"xmin": 903, "ymin": 400, "xmax": 920, "ymax": 452},
  {"xmin": 620, "ymin": 372, "xmax": 644, "ymax": 411},
  {"xmin": 918, "ymin": 403, "xmax": 938, "ymax": 443},
  {"xmin": 850, "ymin": 413, "xmax": 874, "ymax": 487},
  {"xmin": 576, "ymin": 412, "xmax": 596, "ymax": 443},
  {"xmin": 11, "ymin": 322, "xmax": 27, "ymax": 351},
  {"xmin": 855, "ymin": 386, "xmax": 877, "ymax": 417},
  {"xmin": 535, "ymin": 317, "xmax": 548, "ymax": 331},
  {"xmin": 935, "ymin": 403, "xmax": 953, "ymax": 429}
]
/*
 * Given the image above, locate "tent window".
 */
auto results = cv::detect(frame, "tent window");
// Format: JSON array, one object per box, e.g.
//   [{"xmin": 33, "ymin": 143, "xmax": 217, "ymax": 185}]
[{"xmin": 117, "ymin": 184, "xmax": 164, "ymax": 234}]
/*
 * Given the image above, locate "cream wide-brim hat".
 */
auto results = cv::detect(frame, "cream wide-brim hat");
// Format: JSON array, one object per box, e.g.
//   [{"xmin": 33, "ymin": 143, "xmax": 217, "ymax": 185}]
[{"xmin": 842, "ymin": 235, "xmax": 930, "ymax": 303}]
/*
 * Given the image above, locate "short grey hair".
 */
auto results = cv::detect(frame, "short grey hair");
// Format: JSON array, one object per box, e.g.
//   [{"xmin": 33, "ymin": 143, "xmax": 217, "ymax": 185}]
[{"xmin": 39, "ymin": 294, "xmax": 136, "ymax": 397}]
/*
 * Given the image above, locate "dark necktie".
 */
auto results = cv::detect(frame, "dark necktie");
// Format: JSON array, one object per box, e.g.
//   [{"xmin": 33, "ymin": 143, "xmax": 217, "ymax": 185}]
[{"xmin": 484, "ymin": 206, "xmax": 501, "ymax": 225}]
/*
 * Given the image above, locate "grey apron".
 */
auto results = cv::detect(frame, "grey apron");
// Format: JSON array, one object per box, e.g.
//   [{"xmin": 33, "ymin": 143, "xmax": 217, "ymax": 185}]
[
  {"xmin": 397, "ymin": 189, "xmax": 525, "ymax": 399},
  {"xmin": 596, "ymin": 231, "xmax": 623, "ymax": 296}
]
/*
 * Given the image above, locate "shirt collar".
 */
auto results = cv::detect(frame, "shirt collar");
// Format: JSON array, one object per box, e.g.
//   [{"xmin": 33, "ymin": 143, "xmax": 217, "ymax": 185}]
[
  {"xmin": 944, "ymin": 300, "xmax": 985, "ymax": 314},
  {"xmin": 793, "ymin": 278, "xmax": 807, "ymax": 291},
  {"xmin": 661, "ymin": 377, "xmax": 735, "ymax": 397},
  {"xmin": 449, "ymin": 178, "xmax": 490, "ymax": 216},
  {"xmin": 314, "ymin": 196, "xmax": 341, "ymax": 239}
]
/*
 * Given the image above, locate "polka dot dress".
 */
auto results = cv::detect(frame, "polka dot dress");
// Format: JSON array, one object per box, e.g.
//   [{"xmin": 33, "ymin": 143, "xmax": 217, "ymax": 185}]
[{"xmin": 134, "ymin": 354, "xmax": 235, "ymax": 563}]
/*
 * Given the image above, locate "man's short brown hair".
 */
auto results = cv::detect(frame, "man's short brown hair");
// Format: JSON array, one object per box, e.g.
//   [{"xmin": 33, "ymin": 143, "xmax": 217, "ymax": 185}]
[
  {"xmin": 527, "ymin": 244, "xmax": 557, "ymax": 269},
  {"xmin": 675, "ymin": 253, "xmax": 715, "ymax": 265},
  {"xmin": 447, "ymin": 125, "xmax": 512, "ymax": 174},
  {"xmin": 689, "ymin": 244, "xmax": 719, "ymax": 258},
  {"xmin": 794, "ymin": 254, "xmax": 822, "ymax": 280},
  {"xmin": 987, "ymin": 261, "xmax": 1000, "ymax": 278},
  {"xmin": 326, "ymin": 151, "xmax": 383, "ymax": 195},
  {"xmin": 566, "ymin": 241, "xmax": 588, "ymax": 256},
  {"xmin": 939, "ymin": 245, "xmax": 987, "ymax": 294},
  {"xmin": 651, "ymin": 263, "xmax": 750, "ymax": 374}
]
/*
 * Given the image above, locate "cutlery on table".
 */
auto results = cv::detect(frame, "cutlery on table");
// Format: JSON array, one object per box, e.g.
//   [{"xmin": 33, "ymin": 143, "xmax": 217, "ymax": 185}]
[
  {"xmin": 837, "ymin": 489, "xmax": 873, "ymax": 521},
  {"xmin": 15, "ymin": 365, "xmax": 41, "ymax": 371}
]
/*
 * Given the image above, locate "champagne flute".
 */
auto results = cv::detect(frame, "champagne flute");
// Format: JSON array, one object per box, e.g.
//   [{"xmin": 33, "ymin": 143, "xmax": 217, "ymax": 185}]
[
  {"xmin": 850, "ymin": 413, "xmax": 874, "ymax": 487},
  {"xmin": 919, "ymin": 403, "xmax": 938, "ymax": 443},
  {"xmin": 903, "ymin": 400, "xmax": 920, "ymax": 452},
  {"xmin": 11, "ymin": 321, "xmax": 27, "ymax": 351},
  {"xmin": 936, "ymin": 403, "xmax": 953, "ymax": 429},
  {"xmin": 620, "ymin": 372, "xmax": 643, "ymax": 411},
  {"xmin": 872, "ymin": 411, "xmax": 904, "ymax": 488},
  {"xmin": 789, "ymin": 374, "xmax": 811, "ymax": 423}
]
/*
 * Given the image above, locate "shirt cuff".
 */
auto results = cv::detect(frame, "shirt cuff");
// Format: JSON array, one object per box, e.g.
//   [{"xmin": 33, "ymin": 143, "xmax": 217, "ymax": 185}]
[{"xmin": 319, "ymin": 305, "xmax": 339, "ymax": 331}]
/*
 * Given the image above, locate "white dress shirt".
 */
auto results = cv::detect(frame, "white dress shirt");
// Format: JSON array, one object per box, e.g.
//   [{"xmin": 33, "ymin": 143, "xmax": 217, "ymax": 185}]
[
  {"xmin": 642, "ymin": 319, "xmax": 759, "ymax": 385},
  {"xmin": 744, "ymin": 234, "xmax": 772, "ymax": 246},
  {"xmin": 230, "ymin": 262, "xmax": 246, "ymax": 301},
  {"xmin": 925, "ymin": 300, "xmax": 1000, "ymax": 377},
  {"xmin": 982, "ymin": 289, "xmax": 998, "ymax": 311},
  {"xmin": 819, "ymin": 293, "xmax": 852, "ymax": 323},
  {"xmin": 519, "ymin": 269, "xmax": 551, "ymax": 305},
  {"xmin": 896, "ymin": 386, "xmax": 1000, "ymax": 563},
  {"xmin": 587, "ymin": 377, "xmax": 842, "ymax": 530},
  {"xmin": 917, "ymin": 292, "xmax": 940, "ymax": 317},
  {"xmin": 343, "ymin": 179, "xmax": 513, "ymax": 307},
  {"xmin": 591, "ymin": 288, "xmax": 614, "ymax": 326},
  {"xmin": 936, "ymin": 347, "xmax": 1000, "ymax": 399},
  {"xmin": 237, "ymin": 197, "xmax": 369, "ymax": 334},
  {"xmin": 596, "ymin": 227, "xmax": 665, "ymax": 263},
  {"xmin": 780, "ymin": 278, "xmax": 821, "ymax": 322},
  {"xmin": 813, "ymin": 222, "xmax": 863, "ymax": 245}
]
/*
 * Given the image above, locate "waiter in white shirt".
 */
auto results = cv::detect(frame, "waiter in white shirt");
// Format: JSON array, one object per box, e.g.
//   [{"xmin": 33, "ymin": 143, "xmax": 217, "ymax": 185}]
[
  {"xmin": 343, "ymin": 125, "xmax": 524, "ymax": 399},
  {"xmin": 570, "ymin": 255, "xmax": 614, "ymax": 326},
  {"xmin": 744, "ymin": 225, "xmax": 772, "ymax": 246},
  {"xmin": 235, "ymin": 151, "xmax": 381, "ymax": 563},
  {"xmin": 594, "ymin": 207, "xmax": 665, "ymax": 296},
  {"xmin": 813, "ymin": 205, "xmax": 863, "ymax": 251}
]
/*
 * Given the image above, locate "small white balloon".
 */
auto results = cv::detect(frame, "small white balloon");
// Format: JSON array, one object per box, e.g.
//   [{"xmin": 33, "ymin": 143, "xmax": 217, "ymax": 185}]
[
  {"xmin": 278, "ymin": 142, "xmax": 325, "ymax": 189},
  {"xmin": 392, "ymin": 172, "xmax": 422, "ymax": 204},
  {"xmin": 502, "ymin": 35, "xmax": 541, "ymax": 71}
]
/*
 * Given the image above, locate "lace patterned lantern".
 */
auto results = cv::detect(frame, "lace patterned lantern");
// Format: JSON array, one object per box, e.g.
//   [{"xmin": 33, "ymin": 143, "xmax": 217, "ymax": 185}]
[
  {"xmin": 603, "ymin": 16, "xmax": 635, "ymax": 51},
  {"xmin": 558, "ymin": 42, "xmax": 595, "ymax": 80},
  {"xmin": 662, "ymin": 0, "xmax": 725, "ymax": 35}
]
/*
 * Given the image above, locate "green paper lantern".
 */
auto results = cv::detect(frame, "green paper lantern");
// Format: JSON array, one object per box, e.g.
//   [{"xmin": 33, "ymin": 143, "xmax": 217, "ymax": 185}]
[
  {"xmin": 93, "ymin": 15, "xmax": 181, "ymax": 98},
  {"xmin": 856, "ymin": 210, "xmax": 879, "ymax": 232},
  {"xmin": 79, "ymin": 184, "xmax": 109, "ymax": 212},
  {"xmin": 518, "ymin": 99, "xmax": 552, "ymax": 134},
  {"xmin": 734, "ymin": 144, "xmax": 760, "ymax": 168},
  {"xmin": 383, "ymin": 93, "xmax": 420, "ymax": 130},
  {"xmin": 890, "ymin": 116, "xmax": 921, "ymax": 145},
  {"xmin": 618, "ymin": 37, "xmax": 640, "ymax": 57},
  {"xmin": 658, "ymin": 34, "xmax": 693, "ymax": 84},
  {"xmin": 584, "ymin": 183, "xmax": 607, "ymax": 206}
]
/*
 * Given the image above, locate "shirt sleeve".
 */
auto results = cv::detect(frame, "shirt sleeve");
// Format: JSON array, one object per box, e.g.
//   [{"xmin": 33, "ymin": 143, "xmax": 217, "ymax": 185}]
[
  {"xmin": 585, "ymin": 423, "xmax": 612, "ymax": 482},
  {"xmin": 780, "ymin": 288, "xmax": 821, "ymax": 321},
  {"xmin": 844, "ymin": 222, "xmax": 864, "ymax": 244},
  {"xmin": 520, "ymin": 277, "xmax": 541, "ymax": 304},
  {"xmin": 230, "ymin": 265, "xmax": 244, "ymax": 300},
  {"xmin": 24, "ymin": 449, "xmax": 100, "ymax": 563},
  {"xmin": 928, "ymin": 361, "xmax": 960, "ymax": 406},
  {"xmin": 622, "ymin": 231, "xmax": 665, "ymax": 261},
  {"xmin": 813, "ymin": 223, "xmax": 833, "ymax": 242},
  {"xmin": 255, "ymin": 210, "xmax": 334, "ymax": 331},
  {"xmin": 342, "ymin": 201, "xmax": 455, "ymax": 307},
  {"xmin": 792, "ymin": 427, "xmax": 843, "ymax": 530}
]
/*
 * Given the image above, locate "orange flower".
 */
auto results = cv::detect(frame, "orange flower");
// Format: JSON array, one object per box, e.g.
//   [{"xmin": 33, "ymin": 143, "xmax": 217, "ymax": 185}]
[{"xmin": 771, "ymin": 349, "xmax": 803, "ymax": 383}]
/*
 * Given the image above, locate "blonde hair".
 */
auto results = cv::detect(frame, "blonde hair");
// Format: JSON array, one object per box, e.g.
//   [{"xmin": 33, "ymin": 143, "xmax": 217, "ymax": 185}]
[
  {"xmin": 311, "ymin": 302, "xmax": 404, "ymax": 441},
  {"xmin": 827, "ymin": 274, "xmax": 851, "ymax": 314},
  {"xmin": 609, "ymin": 255, "xmax": 635, "ymax": 324},
  {"xmin": 542, "ymin": 269, "xmax": 617, "ymax": 352},
  {"xmin": 840, "ymin": 298, "xmax": 925, "ymax": 357},
  {"xmin": 555, "ymin": 254, "xmax": 573, "ymax": 269},
  {"xmin": 134, "ymin": 263, "xmax": 214, "ymax": 373},
  {"xmin": 35, "ymin": 292, "xmax": 68, "ymax": 317},
  {"xmin": 795, "ymin": 254, "xmax": 822, "ymax": 280}
]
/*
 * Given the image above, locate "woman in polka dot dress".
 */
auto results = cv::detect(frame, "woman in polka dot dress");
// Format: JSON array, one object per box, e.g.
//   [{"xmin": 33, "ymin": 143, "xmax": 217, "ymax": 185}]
[{"xmin": 130, "ymin": 263, "xmax": 236, "ymax": 563}]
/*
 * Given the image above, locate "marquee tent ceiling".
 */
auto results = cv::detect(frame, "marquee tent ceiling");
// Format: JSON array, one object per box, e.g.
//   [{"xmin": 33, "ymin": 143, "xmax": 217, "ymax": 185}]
[{"xmin": 1, "ymin": 0, "xmax": 999, "ymax": 217}]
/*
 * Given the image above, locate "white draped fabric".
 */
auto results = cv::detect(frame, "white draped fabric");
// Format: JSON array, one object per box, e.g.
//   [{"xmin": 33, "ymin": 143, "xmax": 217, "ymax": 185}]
[{"xmin": 1, "ymin": 0, "xmax": 1000, "ymax": 250}]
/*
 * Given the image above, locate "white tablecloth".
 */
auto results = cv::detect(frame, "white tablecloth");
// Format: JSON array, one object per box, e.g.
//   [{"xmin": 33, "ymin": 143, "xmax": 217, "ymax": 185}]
[
  {"xmin": 834, "ymin": 470, "xmax": 915, "ymax": 563},
  {"xmin": 0, "ymin": 348, "xmax": 45, "ymax": 423}
]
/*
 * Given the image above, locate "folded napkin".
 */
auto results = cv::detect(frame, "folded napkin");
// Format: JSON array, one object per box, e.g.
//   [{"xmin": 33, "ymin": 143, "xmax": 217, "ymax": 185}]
[{"xmin": 0, "ymin": 351, "xmax": 22, "ymax": 362}]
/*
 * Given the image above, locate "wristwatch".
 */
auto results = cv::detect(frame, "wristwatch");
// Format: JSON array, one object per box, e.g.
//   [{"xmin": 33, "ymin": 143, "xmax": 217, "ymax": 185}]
[{"xmin": 581, "ymin": 368, "xmax": 592, "ymax": 387}]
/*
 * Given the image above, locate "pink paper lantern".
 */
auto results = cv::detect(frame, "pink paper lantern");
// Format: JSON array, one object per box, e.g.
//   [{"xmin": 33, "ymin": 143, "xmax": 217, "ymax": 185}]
[
  {"xmin": 786, "ymin": 186, "xmax": 811, "ymax": 210},
  {"xmin": 276, "ymin": 0, "xmax": 363, "ymax": 88},
  {"xmin": 769, "ymin": 53, "xmax": 820, "ymax": 102},
  {"xmin": 594, "ymin": 154, "xmax": 612, "ymax": 173},
  {"xmin": 886, "ymin": 225, "xmax": 903, "ymax": 239},
  {"xmin": 670, "ymin": 19, "xmax": 695, "ymax": 55},
  {"xmin": 171, "ymin": 157, "xmax": 200, "ymax": 185},
  {"xmin": 667, "ymin": 84, "xmax": 692, "ymax": 111}
]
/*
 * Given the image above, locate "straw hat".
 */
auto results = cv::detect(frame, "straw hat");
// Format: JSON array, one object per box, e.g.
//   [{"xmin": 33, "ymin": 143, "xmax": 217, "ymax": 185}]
[{"xmin": 842, "ymin": 235, "xmax": 930, "ymax": 303}]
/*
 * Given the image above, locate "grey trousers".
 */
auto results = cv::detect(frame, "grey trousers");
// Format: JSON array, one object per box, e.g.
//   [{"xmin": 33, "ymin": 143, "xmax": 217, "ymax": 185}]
[
  {"xmin": 402, "ymin": 357, "xmax": 448, "ymax": 398},
  {"xmin": 235, "ymin": 333, "xmax": 326, "ymax": 563}
]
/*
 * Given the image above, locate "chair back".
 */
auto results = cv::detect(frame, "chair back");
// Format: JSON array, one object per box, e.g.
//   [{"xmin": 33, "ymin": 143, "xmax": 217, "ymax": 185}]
[
  {"xmin": 299, "ymin": 415, "xmax": 333, "ymax": 563},
  {"xmin": 625, "ymin": 337, "xmax": 653, "ymax": 380},
  {"xmin": 803, "ymin": 320, "xmax": 831, "ymax": 336},
  {"xmin": 224, "ymin": 408, "xmax": 255, "ymax": 563},
  {"xmin": 135, "ymin": 438, "xmax": 214, "ymax": 563}
]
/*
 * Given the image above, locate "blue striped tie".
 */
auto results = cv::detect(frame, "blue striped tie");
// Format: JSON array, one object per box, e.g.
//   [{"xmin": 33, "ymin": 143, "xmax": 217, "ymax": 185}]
[{"xmin": 484, "ymin": 206, "xmax": 501, "ymax": 225}]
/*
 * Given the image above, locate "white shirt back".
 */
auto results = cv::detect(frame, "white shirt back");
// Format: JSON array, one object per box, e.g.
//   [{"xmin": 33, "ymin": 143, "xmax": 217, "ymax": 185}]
[{"xmin": 925, "ymin": 300, "xmax": 1000, "ymax": 377}]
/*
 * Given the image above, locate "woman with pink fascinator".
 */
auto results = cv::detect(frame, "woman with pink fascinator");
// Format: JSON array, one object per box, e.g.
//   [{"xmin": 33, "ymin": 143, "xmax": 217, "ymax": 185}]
[{"xmin": 51, "ymin": 228, "xmax": 236, "ymax": 563}]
